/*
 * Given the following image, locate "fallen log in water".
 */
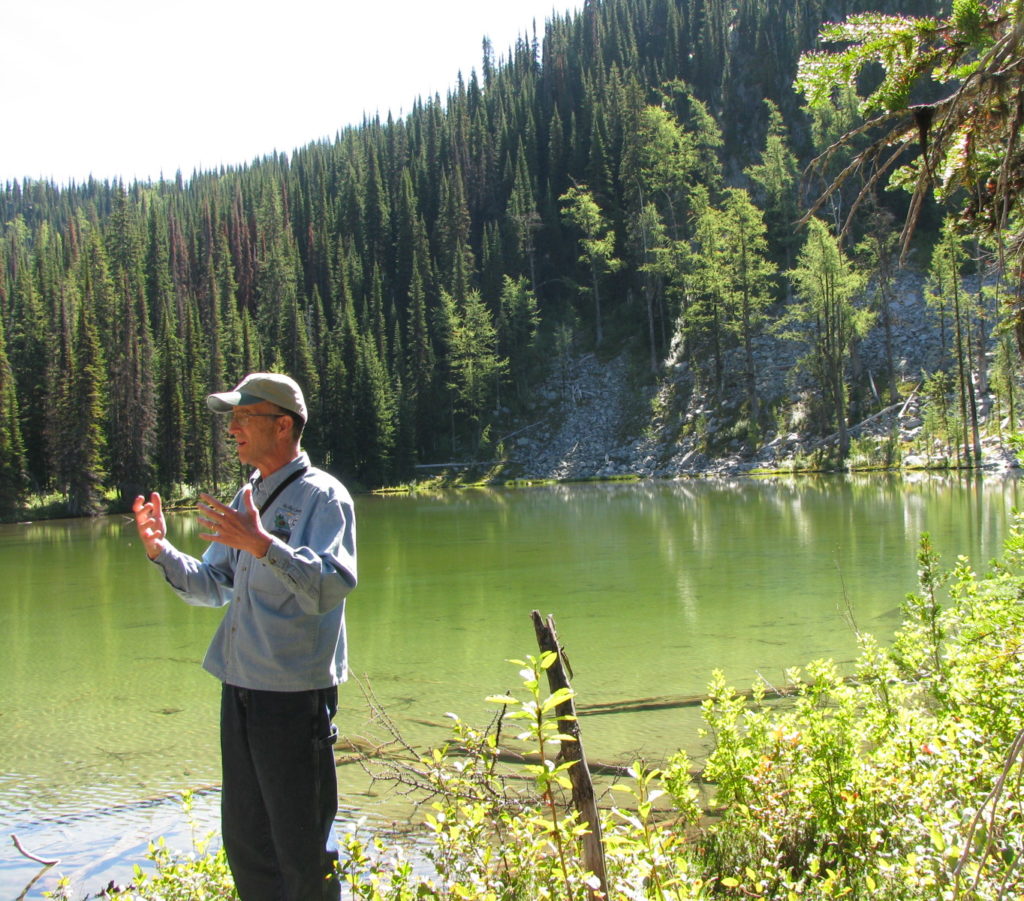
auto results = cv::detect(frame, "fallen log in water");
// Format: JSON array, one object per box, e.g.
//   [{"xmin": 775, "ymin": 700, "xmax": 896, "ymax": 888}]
[
  {"xmin": 337, "ymin": 730, "xmax": 668, "ymax": 780},
  {"xmin": 576, "ymin": 684, "xmax": 797, "ymax": 717}
]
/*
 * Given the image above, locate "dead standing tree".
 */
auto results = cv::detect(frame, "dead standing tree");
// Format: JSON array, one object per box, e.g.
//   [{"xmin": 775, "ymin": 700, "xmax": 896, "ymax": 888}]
[{"xmin": 531, "ymin": 609, "xmax": 609, "ymax": 899}]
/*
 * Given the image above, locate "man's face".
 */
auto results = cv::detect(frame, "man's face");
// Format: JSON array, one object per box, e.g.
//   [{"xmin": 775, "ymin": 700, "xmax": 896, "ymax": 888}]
[{"xmin": 227, "ymin": 402, "xmax": 287, "ymax": 470}]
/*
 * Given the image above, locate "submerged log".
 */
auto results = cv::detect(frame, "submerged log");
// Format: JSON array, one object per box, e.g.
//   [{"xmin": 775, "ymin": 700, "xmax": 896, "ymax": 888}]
[
  {"xmin": 446, "ymin": 743, "xmax": 635, "ymax": 777},
  {"xmin": 577, "ymin": 684, "xmax": 795, "ymax": 717}
]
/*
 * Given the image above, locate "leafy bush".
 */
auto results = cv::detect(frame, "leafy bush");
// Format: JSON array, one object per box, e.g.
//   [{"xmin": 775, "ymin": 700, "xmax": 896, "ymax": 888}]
[
  {"xmin": 45, "ymin": 791, "xmax": 237, "ymax": 900},
  {"xmin": 689, "ymin": 526, "xmax": 1024, "ymax": 899}
]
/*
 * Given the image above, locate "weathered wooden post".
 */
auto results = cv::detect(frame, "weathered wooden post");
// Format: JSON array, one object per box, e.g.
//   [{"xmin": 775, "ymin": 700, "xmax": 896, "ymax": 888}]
[{"xmin": 531, "ymin": 609, "xmax": 608, "ymax": 899}]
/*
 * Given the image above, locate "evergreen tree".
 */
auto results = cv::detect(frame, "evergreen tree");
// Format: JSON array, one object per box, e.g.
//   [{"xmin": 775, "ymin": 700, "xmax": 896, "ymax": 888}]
[
  {"xmin": 66, "ymin": 299, "xmax": 108, "ymax": 515},
  {"xmin": 560, "ymin": 183, "xmax": 622, "ymax": 345},
  {"xmin": 719, "ymin": 188, "xmax": 775, "ymax": 426},
  {"xmin": 155, "ymin": 313, "xmax": 187, "ymax": 490},
  {"xmin": 352, "ymin": 330, "xmax": 396, "ymax": 484},
  {"xmin": 744, "ymin": 99, "xmax": 801, "ymax": 271},
  {"xmin": 446, "ymin": 289, "xmax": 508, "ymax": 451},
  {"xmin": 622, "ymin": 103, "xmax": 697, "ymax": 240},
  {"xmin": 0, "ymin": 313, "xmax": 27, "ymax": 514},
  {"xmin": 496, "ymin": 275, "xmax": 541, "ymax": 403},
  {"xmin": 107, "ymin": 185, "xmax": 156, "ymax": 499},
  {"xmin": 631, "ymin": 202, "xmax": 669, "ymax": 373},
  {"xmin": 778, "ymin": 218, "xmax": 873, "ymax": 461},
  {"xmin": 855, "ymin": 204, "xmax": 902, "ymax": 405},
  {"xmin": 404, "ymin": 257, "xmax": 439, "ymax": 455},
  {"xmin": 435, "ymin": 167, "xmax": 476, "ymax": 302},
  {"xmin": 926, "ymin": 220, "xmax": 983, "ymax": 467},
  {"xmin": 5, "ymin": 216, "xmax": 48, "ymax": 487},
  {"xmin": 505, "ymin": 141, "xmax": 542, "ymax": 288},
  {"xmin": 687, "ymin": 190, "xmax": 730, "ymax": 392}
]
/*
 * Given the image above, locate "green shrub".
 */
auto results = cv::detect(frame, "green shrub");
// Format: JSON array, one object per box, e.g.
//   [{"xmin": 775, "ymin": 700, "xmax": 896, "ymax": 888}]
[{"xmin": 45, "ymin": 791, "xmax": 237, "ymax": 900}]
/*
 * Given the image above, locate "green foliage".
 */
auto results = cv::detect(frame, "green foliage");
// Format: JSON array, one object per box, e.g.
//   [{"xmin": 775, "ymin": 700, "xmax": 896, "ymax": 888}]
[
  {"xmin": 497, "ymin": 275, "xmax": 542, "ymax": 404},
  {"xmin": 444, "ymin": 290, "xmax": 508, "ymax": 450},
  {"xmin": 744, "ymin": 100, "xmax": 801, "ymax": 269},
  {"xmin": 1, "ymin": 0, "xmax": 992, "ymax": 502},
  {"xmin": 795, "ymin": 0, "xmax": 1024, "ymax": 352},
  {"xmin": 694, "ymin": 521, "xmax": 1024, "ymax": 899},
  {"xmin": 560, "ymin": 184, "xmax": 623, "ymax": 346},
  {"xmin": 0, "ymin": 313, "xmax": 27, "ymax": 515},
  {"xmin": 45, "ymin": 791, "xmax": 238, "ymax": 900},
  {"xmin": 847, "ymin": 432, "xmax": 901, "ymax": 469},
  {"xmin": 796, "ymin": 14, "xmax": 942, "ymax": 113},
  {"xmin": 925, "ymin": 217, "xmax": 985, "ymax": 467},
  {"xmin": 920, "ymin": 369, "xmax": 959, "ymax": 460},
  {"xmin": 776, "ymin": 218, "xmax": 872, "ymax": 461}
]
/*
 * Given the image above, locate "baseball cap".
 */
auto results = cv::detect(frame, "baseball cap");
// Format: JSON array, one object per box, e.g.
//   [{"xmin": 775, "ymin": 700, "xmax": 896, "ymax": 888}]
[{"xmin": 207, "ymin": 372, "xmax": 307, "ymax": 421}]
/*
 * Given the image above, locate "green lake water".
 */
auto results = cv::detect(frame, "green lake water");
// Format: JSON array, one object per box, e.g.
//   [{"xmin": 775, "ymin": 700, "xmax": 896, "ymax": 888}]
[{"xmin": 1, "ymin": 473, "xmax": 1020, "ymax": 897}]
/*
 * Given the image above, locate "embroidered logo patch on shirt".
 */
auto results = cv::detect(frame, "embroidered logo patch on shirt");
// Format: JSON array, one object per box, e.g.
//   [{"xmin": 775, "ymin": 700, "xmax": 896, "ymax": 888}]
[{"xmin": 271, "ymin": 504, "xmax": 302, "ymax": 540}]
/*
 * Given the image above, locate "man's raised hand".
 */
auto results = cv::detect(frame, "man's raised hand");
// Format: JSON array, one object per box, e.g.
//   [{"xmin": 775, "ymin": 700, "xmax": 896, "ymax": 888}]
[
  {"xmin": 198, "ymin": 486, "xmax": 272, "ymax": 559},
  {"xmin": 132, "ymin": 492, "xmax": 167, "ymax": 560}
]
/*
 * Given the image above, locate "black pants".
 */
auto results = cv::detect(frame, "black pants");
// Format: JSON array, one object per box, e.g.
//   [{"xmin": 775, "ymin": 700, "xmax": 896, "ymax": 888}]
[{"xmin": 220, "ymin": 684, "xmax": 340, "ymax": 901}]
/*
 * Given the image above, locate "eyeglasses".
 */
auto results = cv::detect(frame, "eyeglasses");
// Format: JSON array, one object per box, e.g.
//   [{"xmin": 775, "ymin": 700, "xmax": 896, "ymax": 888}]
[{"xmin": 229, "ymin": 411, "xmax": 287, "ymax": 427}]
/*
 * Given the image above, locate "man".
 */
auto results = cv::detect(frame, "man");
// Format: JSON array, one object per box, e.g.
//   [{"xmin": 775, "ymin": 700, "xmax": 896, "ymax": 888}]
[{"xmin": 132, "ymin": 372, "xmax": 357, "ymax": 901}]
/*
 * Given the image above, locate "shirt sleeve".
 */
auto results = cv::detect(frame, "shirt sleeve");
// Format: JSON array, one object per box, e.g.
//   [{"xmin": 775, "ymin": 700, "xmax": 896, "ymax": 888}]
[
  {"xmin": 262, "ymin": 488, "xmax": 357, "ymax": 616},
  {"xmin": 153, "ymin": 538, "xmax": 236, "ymax": 608}
]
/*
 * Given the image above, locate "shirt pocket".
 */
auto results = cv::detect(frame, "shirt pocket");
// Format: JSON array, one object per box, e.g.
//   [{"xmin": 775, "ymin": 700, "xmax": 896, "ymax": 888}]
[{"xmin": 249, "ymin": 558, "xmax": 294, "ymax": 611}]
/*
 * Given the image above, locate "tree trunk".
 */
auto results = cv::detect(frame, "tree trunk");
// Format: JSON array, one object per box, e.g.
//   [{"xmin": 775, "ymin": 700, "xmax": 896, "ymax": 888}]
[{"xmin": 531, "ymin": 610, "xmax": 608, "ymax": 900}]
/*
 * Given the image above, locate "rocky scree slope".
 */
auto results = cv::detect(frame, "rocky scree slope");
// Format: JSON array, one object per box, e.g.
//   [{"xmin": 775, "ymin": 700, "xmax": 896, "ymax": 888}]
[{"xmin": 510, "ymin": 274, "xmax": 1020, "ymax": 479}]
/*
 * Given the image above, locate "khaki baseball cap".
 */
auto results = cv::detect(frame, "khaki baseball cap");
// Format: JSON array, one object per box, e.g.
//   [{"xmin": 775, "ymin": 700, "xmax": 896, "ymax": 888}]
[{"xmin": 207, "ymin": 372, "xmax": 307, "ymax": 421}]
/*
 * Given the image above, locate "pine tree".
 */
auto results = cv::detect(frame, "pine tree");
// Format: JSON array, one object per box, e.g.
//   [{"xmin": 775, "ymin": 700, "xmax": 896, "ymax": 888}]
[
  {"xmin": 719, "ymin": 188, "xmax": 775, "ymax": 427},
  {"xmin": 107, "ymin": 185, "xmax": 156, "ymax": 500},
  {"xmin": 66, "ymin": 299, "xmax": 108, "ymax": 515},
  {"xmin": 5, "ymin": 216, "xmax": 48, "ymax": 487},
  {"xmin": 779, "ymin": 218, "xmax": 873, "ymax": 461},
  {"xmin": 631, "ymin": 202, "xmax": 669, "ymax": 373},
  {"xmin": 446, "ymin": 289, "xmax": 508, "ymax": 451},
  {"xmin": 404, "ymin": 256, "xmax": 439, "ymax": 456},
  {"xmin": 744, "ymin": 99, "xmax": 801, "ymax": 271},
  {"xmin": 435, "ymin": 167, "xmax": 476, "ymax": 302},
  {"xmin": 497, "ymin": 275, "xmax": 541, "ymax": 404},
  {"xmin": 560, "ymin": 183, "xmax": 622, "ymax": 345},
  {"xmin": 926, "ymin": 220, "xmax": 983, "ymax": 467},
  {"xmin": 505, "ymin": 141, "xmax": 542, "ymax": 288},
  {"xmin": 352, "ymin": 331, "xmax": 396, "ymax": 484},
  {"xmin": 687, "ymin": 189, "xmax": 730, "ymax": 392},
  {"xmin": 0, "ymin": 313, "xmax": 27, "ymax": 514},
  {"xmin": 855, "ymin": 203, "xmax": 902, "ymax": 405},
  {"xmin": 155, "ymin": 313, "xmax": 187, "ymax": 490}
]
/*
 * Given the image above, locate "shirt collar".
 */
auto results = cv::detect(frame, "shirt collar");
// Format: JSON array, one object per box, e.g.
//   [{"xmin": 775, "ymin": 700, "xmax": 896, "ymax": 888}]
[{"xmin": 250, "ymin": 452, "xmax": 310, "ymax": 504}]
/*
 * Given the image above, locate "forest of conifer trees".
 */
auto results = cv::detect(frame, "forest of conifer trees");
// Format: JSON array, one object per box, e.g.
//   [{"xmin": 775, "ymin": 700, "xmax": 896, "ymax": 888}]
[{"xmin": 0, "ymin": 0, "xmax": 971, "ymax": 515}]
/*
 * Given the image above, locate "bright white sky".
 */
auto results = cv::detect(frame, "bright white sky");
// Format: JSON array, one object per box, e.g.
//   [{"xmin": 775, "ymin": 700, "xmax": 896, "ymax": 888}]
[{"xmin": 4, "ymin": 0, "xmax": 582, "ymax": 186}]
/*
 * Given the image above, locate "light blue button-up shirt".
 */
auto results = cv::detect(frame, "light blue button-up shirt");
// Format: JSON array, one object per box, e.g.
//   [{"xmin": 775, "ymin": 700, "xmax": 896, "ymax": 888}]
[{"xmin": 154, "ymin": 452, "xmax": 358, "ymax": 691}]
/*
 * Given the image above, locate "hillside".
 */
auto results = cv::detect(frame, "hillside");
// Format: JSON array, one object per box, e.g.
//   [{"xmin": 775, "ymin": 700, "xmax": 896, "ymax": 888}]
[
  {"xmin": 510, "ymin": 271, "xmax": 1021, "ymax": 479},
  {"xmin": 0, "ymin": 0, "xmax": 1007, "ymax": 518}
]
